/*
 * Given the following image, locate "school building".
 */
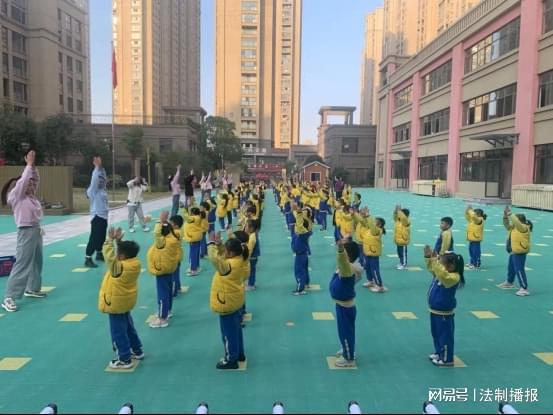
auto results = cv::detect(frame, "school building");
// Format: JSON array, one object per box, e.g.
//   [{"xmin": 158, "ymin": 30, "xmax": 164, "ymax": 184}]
[{"xmin": 375, "ymin": 0, "xmax": 553, "ymax": 206}]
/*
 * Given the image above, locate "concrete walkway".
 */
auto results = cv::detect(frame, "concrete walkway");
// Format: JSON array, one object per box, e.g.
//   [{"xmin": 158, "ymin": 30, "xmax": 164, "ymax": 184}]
[{"xmin": 0, "ymin": 197, "xmax": 172, "ymax": 256}]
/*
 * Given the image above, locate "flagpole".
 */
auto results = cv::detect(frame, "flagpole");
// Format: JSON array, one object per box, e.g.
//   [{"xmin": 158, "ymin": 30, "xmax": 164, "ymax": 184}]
[{"xmin": 111, "ymin": 41, "xmax": 116, "ymax": 205}]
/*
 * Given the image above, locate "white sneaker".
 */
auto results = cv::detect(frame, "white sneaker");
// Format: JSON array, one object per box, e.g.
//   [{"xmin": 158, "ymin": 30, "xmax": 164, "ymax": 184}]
[
  {"xmin": 245, "ymin": 285, "xmax": 256, "ymax": 291},
  {"xmin": 429, "ymin": 353, "xmax": 439, "ymax": 361},
  {"xmin": 370, "ymin": 285, "xmax": 387, "ymax": 293},
  {"xmin": 397, "ymin": 265, "xmax": 407, "ymax": 270},
  {"xmin": 515, "ymin": 288, "xmax": 530, "ymax": 297},
  {"xmin": 142, "ymin": 227, "xmax": 150, "ymax": 232},
  {"xmin": 1, "ymin": 297, "xmax": 17, "ymax": 312},
  {"xmin": 149, "ymin": 317, "xmax": 169, "ymax": 328},
  {"xmin": 467, "ymin": 264, "xmax": 475, "ymax": 270},
  {"xmin": 497, "ymin": 281, "xmax": 515, "ymax": 289},
  {"xmin": 336, "ymin": 349, "xmax": 343, "ymax": 358},
  {"xmin": 129, "ymin": 228, "xmax": 136, "ymax": 233},
  {"xmin": 334, "ymin": 356, "xmax": 356, "ymax": 367},
  {"xmin": 109, "ymin": 359, "xmax": 133, "ymax": 369},
  {"xmin": 362, "ymin": 281, "xmax": 375, "ymax": 288}
]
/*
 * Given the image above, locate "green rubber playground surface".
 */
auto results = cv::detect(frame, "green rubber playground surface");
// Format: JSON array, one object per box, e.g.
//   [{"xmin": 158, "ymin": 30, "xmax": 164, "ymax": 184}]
[
  {"xmin": 0, "ymin": 189, "xmax": 552, "ymax": 413},
  {"xmin": 0, "ymin": 214, "xmax": 77, "ymax": 235}
]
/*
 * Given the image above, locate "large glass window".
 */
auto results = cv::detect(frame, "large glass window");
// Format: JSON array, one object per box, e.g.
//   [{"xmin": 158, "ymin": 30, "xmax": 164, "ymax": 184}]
[
  {"xmin": 421, "ymin": 109, "xmax": 450, "ymax": 136},
  {"xmin": 463, "ymin": 84, "xmax": 517, "ymax": 126},
  {"xmin": 342, "ymin": 138, "xmax": 359, "ymax": 153},
  {"xmin": 394, "ymin": 85, "xmax": 412, "ymax": 109},
  {"xmin": 544, "ymin": 0, "xmax": 553, "ymax": 34},
  {"xmin": 465, "ymin": 18, "xmax": 520, "ymax": 73},
  {"xmin": 11, "ymin": 32, "xmax": 26, "ymax": 54},
  {"xmin": 538, "ymin": 70, "xmax": 553, "ymax": 108},
  {"xmin": 534, "ymin": 144, "xmax": 553, "ymax": 184},
  {"xmin": 13, "ymin": 80, "xmax": 26, "ymax": 103},
  {"xmin": 393, "ymin": 123, "xmax": 410, "ymax": 143},
  {"xmin": 422, "ymin": 61, "xmax": 451, "ymax": 95},
  {"xmin": 12, "ymin": 56, "xmax": 26, "ymax": 78},
  {"xmin": 418, "ymin": 155, "xmax": 448, "ymax": 180},
  {"xmin": 241, "ymin": 1, "xmax": 257, "ymax": 11},
  {"xmin": 2, "ymin": 52, "xmax": 8, "ymax": 74},
  {"xmin": 460, "ymin": 150, "xmax": 512, "ymax": 181}
]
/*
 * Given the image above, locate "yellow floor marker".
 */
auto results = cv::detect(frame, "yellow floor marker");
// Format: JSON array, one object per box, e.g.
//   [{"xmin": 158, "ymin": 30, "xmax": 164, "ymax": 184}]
[
  {"xmin": 72, "ymin": 268, "xmax": 90, "ymax": 273},
  {"xmin": 0, "ymin": 357, "xmax": 31, "ymax": 370},
  {"xmin": 326, "ymin": 356, "xmax": 357, "ymax": 370},
  {"xmin": 407, "ymin": 266, "xmax": 423, "ymax": 272},
  {"xmin": 392, "ymin": 312, "xmax": 417, "ymax": 320},
  {"xmin": 306, "ymin": 284, "xmax": 321, "ymax": 291},
  {"xmin": 243, "ymin": 313, "xmax": 252, "ymax": 322},
  {"xmin": 456, "ymin": 243, "xmax": 466, "ymax": 247},
  {"xmin": 528, "ymin": 253, "xmax": 542, "ymax": 257},
  {"xmin": 105, "ymin": 360, "xmax": 140, "ymax": 373},
  {"xmin": 439, "ymin": 356, "xmax": 466, "ymax": 368},
  {"xmin": 77, "ymin": 243, "xmax": 87, "ymax": 247},
  {"xmin": 42, "ymin": 286, "xmax": 56, "ymax": 293},
  {"xmin": 471, "ymin": 311, "xmax": 499, "ymax": 319},
  {"xmin": 495, "ymin": 243, "xmax": 505, "ymax": 247},
  {"xmin": 49, "ymin": 254, "xmax": 66, "ymax": 258},
  {"xmin": 386, "ymin": 254, "xmax": 398, "ymax": 258},
  {"xmin": 59, "ymin": 313, "xmax": 88, "ymax": 322},
  {"xmin": 534, "ymin": 353, "xmax": 553, "ymax": 365},
  {"xmin": 413, "ymin": 243, "xmax": 425, "ymax": 247},
  {"xmin": 481, "ymin": 253, "xmax": 495, "ymax": 257},
  {"xmin": 312, "ymin": 312, "xmax": 334, "ymax": 321},
  {"xmin": 180, "ymin": 286, "xmax": 190, "ymax": 294}
]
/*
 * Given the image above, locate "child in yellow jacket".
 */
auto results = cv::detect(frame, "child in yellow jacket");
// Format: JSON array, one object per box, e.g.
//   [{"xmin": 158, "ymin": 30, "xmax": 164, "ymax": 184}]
[
  {"xmin": 465, "ymin": 205, "xmax": 487, "ymax": 269},
  {"xmin": 358, "ymin": 208, "xmax": 387, "ymax": 293},
  {"xmin": 394, "ymin": 205, "xmax": 411, "ymax": 270},
  {"xmin": 98, "ymin": 227, "xmax": 143, "ymax": 369},
  {"xmin": 182, "ymin": 206, "xmax": 204, "ymax": 276}
]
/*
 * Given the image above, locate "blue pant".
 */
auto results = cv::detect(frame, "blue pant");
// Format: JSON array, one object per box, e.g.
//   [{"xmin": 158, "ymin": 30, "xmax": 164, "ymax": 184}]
[
  {"xmin": 156, "ymin": 273, "xmax": 173, "ymax": 319},
  {"xmin": 219, "ymin": 309, "xmax": 244, "ymax": 363},
  {"xmin": 507, "ymin": 253, "xmax": 528, "ymax": 289},
  {"xmin": 318, "ymin": 210, "xmax": 327, "ymax": 230},
  {"xmin": 294, "ymin": 253, "xmax": 308, "ymax": 292},
  {"xmin": 227, "ymin": 211, "xmax": 233, "ymax": 227},
  {"xmin": 248, "ymin": 258, "xmax": 258, "ymax": 287},
  {"xmin": 397, "ymin": 245, "xmax": 408, "ymax": 267},
  {"xmin": 364, "ymin": 256, "xmax": 382, "ymax": 286},
  {"xmin": 171, "ymin": 194, "xmax": 180, "ymax": 217},
  {"xmin": 468, "ymin": 241, "xmax": 481, "ymax": 267},
  {"xmin": 172, "ymin": 263, "xmax": 181, "ymax": 297},
  {"xmin": 189, "ymin": 241, "xmax": 201, "ymax": 272},
  {"xmin": 219, "ymin": 217, "xmax": 226, "ymax": 230},
  {"xmin": 334, "ymin": 226, "xmax": 341, "ymax": 242},
  {"xmin": 336, "ymin": 303, "xmax": 356, "ymax": 361},
  {"xmin": 109, "ymin": 312, "xmax": 142, "ymax": 362},
  {"xmin": 313, "ymin": 209, "xmax": 319, "ymax": 225},
  {"xmin": 200, "ymin": 233, "xmax": 207, "ymax": 258},
  {"xmin": 208, "ymin": 222, "xmax": 215, "ymax": 233},
  {"xmin": 430, "ymin": 313, "xmax": 455, "ymax": 363},
  {"xmin": 357, "ymin": 244, "xmax": 365, "ymax": 267}
]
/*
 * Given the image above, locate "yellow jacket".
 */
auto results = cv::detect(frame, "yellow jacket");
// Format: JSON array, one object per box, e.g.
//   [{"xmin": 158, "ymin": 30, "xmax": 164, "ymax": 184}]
[
  {"xmin": 232, "ymin": 194, "xmax": 239, "ymax": 210},
  {"xmin": 504, "ymin": 214, "xmax": 531, "ymax": 254},
  {"xmin": 339, "ymin": 212, "xmax": 354, "ymax": 237},
  {"xmin": 147, "ymin": 223, "xmax": 180, "ymax": 276},
  {"xmin": 360, "ymin": 216, "xmax": 383, "ymax": 257},
  {"xmin": 291, "ymin": 187, "xmax": 301, "ymax": 198},
  {"xmin": 465, "ymin": 208, "xmax": 484, "ymax": 242},
  {"xmin": 216, "ymin": 193, "xmax": 229, "ymax": 218},
  {"xmin": 208, "ymin": 244, "xmax": 248, "ymax": 315},
  {"xmin": 353, "ymin": 213, "xmax": 367, "ymax": 244},
  {"xmin": 98, "ymin": 240, "xmax": 141, "ymax": 314},
  {"xmin": 182, "ymin": 209, "xmax": 204, "ymax": 243},
  {"xmin": 394, "ymin": 210, "xmax": 411, "ymax": 246}
]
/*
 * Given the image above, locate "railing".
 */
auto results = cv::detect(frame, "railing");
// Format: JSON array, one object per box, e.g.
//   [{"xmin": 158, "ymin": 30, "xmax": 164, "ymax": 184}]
[{"xmin": 512, "ymin": 184, "xmax": 553, "ymax": 211}]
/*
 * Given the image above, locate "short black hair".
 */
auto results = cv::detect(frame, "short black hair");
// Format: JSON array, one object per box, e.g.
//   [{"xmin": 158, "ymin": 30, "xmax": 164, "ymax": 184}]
[
  {"xmin": 118, "ymin": 240, "xmax": 140, "ymax": 259},
  {"xmin": 401, "ymin": 208, "xmax": 410, "ymax": 217},
  {"xmin": 343, "ymin": 240, "xmax": 359, "ymax": 263},
  {"xmin": 441, "ymin": 217, "xmax": 453, "ymax": 227},
  {"xmin": 170, "ymin": 215, "xmax": 184, "ymax": 228}
]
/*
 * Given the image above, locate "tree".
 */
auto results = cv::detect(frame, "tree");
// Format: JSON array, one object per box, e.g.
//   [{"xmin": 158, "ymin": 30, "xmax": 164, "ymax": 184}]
[
  {"xmin": 188, "ymin": 116, "xmax": 243, "ymax": 170},
  {"xmin": 38, "ymin": 114, "xmax": 76, "ymax": 165},
  {"xmin": 0, "ymin": 109, "xmax": 38, "ymax": 165},
  {"xmin": 122, "ymin": 125, "xmax": 144, "ymax": 176},
  {"xmin": 303, "ymin": 154, "xmax": 324, "ymax": 166}
]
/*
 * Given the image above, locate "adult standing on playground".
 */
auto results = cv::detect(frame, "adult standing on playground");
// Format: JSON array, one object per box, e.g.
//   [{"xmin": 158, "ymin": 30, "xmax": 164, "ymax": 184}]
[
  {"xmin": 169, "ymin": 164, "xmax": 181, "ymax": 217},
  {"xmin": 84, "ymin": 156, "xmax": 109, "ymax": 268},
  {"xmin": 184, "ymin": 169, "xmax": 196, "ymax": 207},
  {"xmin": 334, "ymin": 177, "xmax": 345, "ymax": 200},
  {"xmin": 1, "ymin": 150, "xmax": 47, "ymax": 312},
  {"xmin": 126, "ymin": 176, "xmax": 150, "ymax": 233},
  {"xmin": 203, "ymin": 172, "xmax": 213, "ymax": 199}
]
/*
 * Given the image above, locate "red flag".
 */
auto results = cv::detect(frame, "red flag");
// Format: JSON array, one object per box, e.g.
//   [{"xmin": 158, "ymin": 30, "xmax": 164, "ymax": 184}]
[{"xmin": 112, "ymin": 49, "xmax": 117, "ymax": 89}]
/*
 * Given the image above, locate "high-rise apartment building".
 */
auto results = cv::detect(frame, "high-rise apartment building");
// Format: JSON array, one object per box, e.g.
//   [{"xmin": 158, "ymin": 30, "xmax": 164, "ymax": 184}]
[
  {"xmin": 0, "ymin": 0, "xmax": 90, "ymax": 119},
  {"xmin": 360, "ymin": 7, "xmax": 384, "ymax": 125},
  {"xmin": 215, "ymin": 0, "xmax": 302, "ymax": 149},
  {"xmin": 437, "ymin": 0, "xmax": 481, "ymax": 32},
  {"xmin": 112, "ymin": 0, "xmax": 202, "ymax": 125}
]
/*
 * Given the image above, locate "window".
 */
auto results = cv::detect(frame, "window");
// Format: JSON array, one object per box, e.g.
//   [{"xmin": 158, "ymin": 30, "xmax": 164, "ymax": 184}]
[
  {"xmin": 3, "ymin": 77, "xmax": 9, "ymax": 97},
  {"xmin": 421, "ymin": 109, "xmax": 450, "ymax": 136},
  {"xmin": 460, "ymin": 150, "xmax": 512, "ymax": 182},
  {"xmin": 241, "ymin": 121, "xmax": 257, "ymax": 131},
  {"xmin": 64, "ymin": 13, "xmax": 71, "ymax": 30},
  {"xmin": 58, "ymin": 52, "xmax": 63, "ymax": 64},
  {"xmin": 241, "ymin": 14, "xmax": 257, "ymax": 24},
  {"xmin": 242, "ymin": 28, "xmax": 257, "ymax": 36},
  {"xmin": 538, "ymin": 70, "xmax": 553, "ymax": 108},
  {"xmin": 59, "ymin": 94, "xmax": 64, "ymax": 106},
  {"xmin": 2, "ymin": 53, "xmax": 8, "ymax": 74},
  {"xmin": 75, "ymin": 19, "xmax": 82, "ymax": 34},
  {"xmin": 2, "ymin": 27, "xmax": 8, "ymax": 50},
  {"xmin": 342, "ymin": 138, "xmax": 359, "ymax": 153},
  {"xmin": 241, "ymin": 97, "xmax": 256, "ymax": 106},
  {"xmin": 11, "ymin": 4, "xmax": 26, "ymax": 24},
  {"xmin": 391, "ymin": 159, "xmax": 410, "ymax": 180},
  {"xmin": 241, "ymin": 108, "xmax": 256, "ymax": 118},
  {"xmin": 241, "ymin": 61, "xmax": 256, "ymax": 71},
  {"xmin": 241, "ymin": 49, "xmax": 256, "ymax": 59},
  {"xmin": 67, "ymin": 97, "xmax": 73, "ymax": 112},
  {"xmin": 378, "ymin": 161, "xmax": 384, "ymax": 178},
  {"xmin": 544, "ymin": 0, "xmax": 553, "ymax": 34},
  {"xmin": 310, "ymin": 172, "xmax": 321, "ymax": 182},
  {"xmin": 465, "ymin": 18, "xmax": 520, "ymax": 73},
  {"xmin": 463, "ymin": 84, "xmax": 517, "ymax": 125},
  {"xmin": 12, "ymin": 32, "xmax": 26, "ymax": 54},
  {"xmin": 66, "ymin": 56, "xmax": 73, "ymax": 72},
  {"xmin": 76, "ymin": 60, "xmax": 83, "ymax": 74},
  {"xmin": 66, "ymin": 34, "xmax": 73, "ymax": 48},
  {"xmin": 12, "ymin": 56, "xmax": 26, "ymax": 78},
  {"xmin": 422, "ymin": 61, "xmax": 451, "ymax": 95},
  {"xmin": 1, "ymin": 0, "xmax": 7, "ymax": 16},
  {"xmin": 242, "ymin": 1, "xmax": 257, "ymax": 11},
  {"xmin": 75, "ymin": 39, "xmax": 82, "ymax": 52},
  {"xmin": 241, "ymin": 38, "xmax": 256, "ymax": 47},
  {"xmin": 418, "ymin": 156, "xmax": 448, "ymax": 180},
  {"xmin": 534, "ymin": 144, "xmax": 553, "ymax": 184},
  {"xmin": 77, "ymin": 100, "xmax": 83, "ymax": 112},
  {"xmin": 393, "ymin": 123, "xmax": 411, "ymax": 143},
  {"xmin": 77, "ymin": 79, "xmax": 83, "ymax": 94},
  {"xmin": 241, "ymin": 85, "xmax": 256, "ymax": 94},
  {"xmin": 67, "ymin": 76, "xmax": 73, "ymax": 95},
  {"xmin": 13, "ymin": 81, "xmax": 26, "ymax": 103},
  {"xmin": 394, "ymin": 85, "xmax": 412, "ymax": 108},
  {"xmin": 160, "ymin": 138, "xmax": 173, "ymax": 153}
]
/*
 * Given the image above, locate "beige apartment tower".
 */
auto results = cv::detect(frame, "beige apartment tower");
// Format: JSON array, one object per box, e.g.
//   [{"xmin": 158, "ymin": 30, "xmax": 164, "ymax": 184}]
[
  {"xmin": 112, "ymin": 0, "xmax": 201, "ymax": 124},
  {"xmin": 216, "ymin": 0, "xmax": 302, "ymax": 149},
  {"xmin": 0, "ymin": 0, "xmax": 91, "ymax": 120}
]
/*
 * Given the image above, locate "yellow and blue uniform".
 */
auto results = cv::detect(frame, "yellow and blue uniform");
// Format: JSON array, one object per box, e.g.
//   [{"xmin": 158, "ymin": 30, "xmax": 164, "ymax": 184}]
[
  {"xmin": 334, "ymin": 204, "xmax": 344, "ymax": 241},
  {"xmin": 246, "ymin": 231, "xmax": 260, "ymax": 288},
  {"xmin": 292, "ymin": 211, "xmax": 312, "ymax": 293},
  {"xmin": 208, "ymin": 243, "xmax": 248, "ymax": 364},
  {"xmin": 425, "ymin": 256, "xmax": 461, "ymax": 364},
  {"xmin": 435, "ymin": 228, "xmax": 453, "ymax": 256},
  {"xmin": 329, "ymin": 247, "xmax": 363, "ymax": 362},
  {"xmin": 182, "ymin": 209, "xmax": 203, "ymax": 273},
  {"xmin": 216, "ymin": 192, "xmax": 230, "ymax": 230},
  {"xmin": 394, "ymin": 210, "xmax": 411, "ymax": 267},
  {"xmin": 465, "ymin": 208, "xmax": 484, "ymax": 267},
  {"xmin": 339, "ymin": 211, "xmax": 354, "ymax": 239},
  {"xmin": 318, "ymin": 190, "xmax": 329, "ymax": 230},
  {"xmin": 352, "ymin": 213, "xmax": 367, "ymax": 267},
  {"xmin": 147, "ymin": 223, "xmax": 180, "ymax": 319},
  {"xmin": 98, "ymin": 238, "xmax": 143, "ymax": 362},
  {"xmin": 360, "ymin": 216, "xmax": 384, "ymax": 288},
  {"xmin": 504, "ymin": 214, "xmax": 531, "ymax": 289}
]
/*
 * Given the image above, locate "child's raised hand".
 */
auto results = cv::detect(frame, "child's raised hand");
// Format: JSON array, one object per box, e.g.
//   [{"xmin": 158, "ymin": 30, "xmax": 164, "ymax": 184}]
[
  {"xmin": 423, "ymin": 245, "xmax": 433, "ymax": 258},
  {"xmin": 160, "ymin": 211, "xmax": 169, "ymax": 223},
  {"xmin": 504, "ymin": 206, "xmax": 511, "ymax": 217},
  {"xmin": 114, "ymin": 227, "xmax": 124, "ymax": 241},
  {"xmin": 107, "ymin": 226, "xmax": 116, "ymax": 240}
]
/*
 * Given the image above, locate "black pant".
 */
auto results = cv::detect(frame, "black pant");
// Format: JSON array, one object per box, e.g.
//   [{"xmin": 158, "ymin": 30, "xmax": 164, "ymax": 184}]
[{"xmin": 86, "ymin": 215, "xmax": 108, "ymax": 257}]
